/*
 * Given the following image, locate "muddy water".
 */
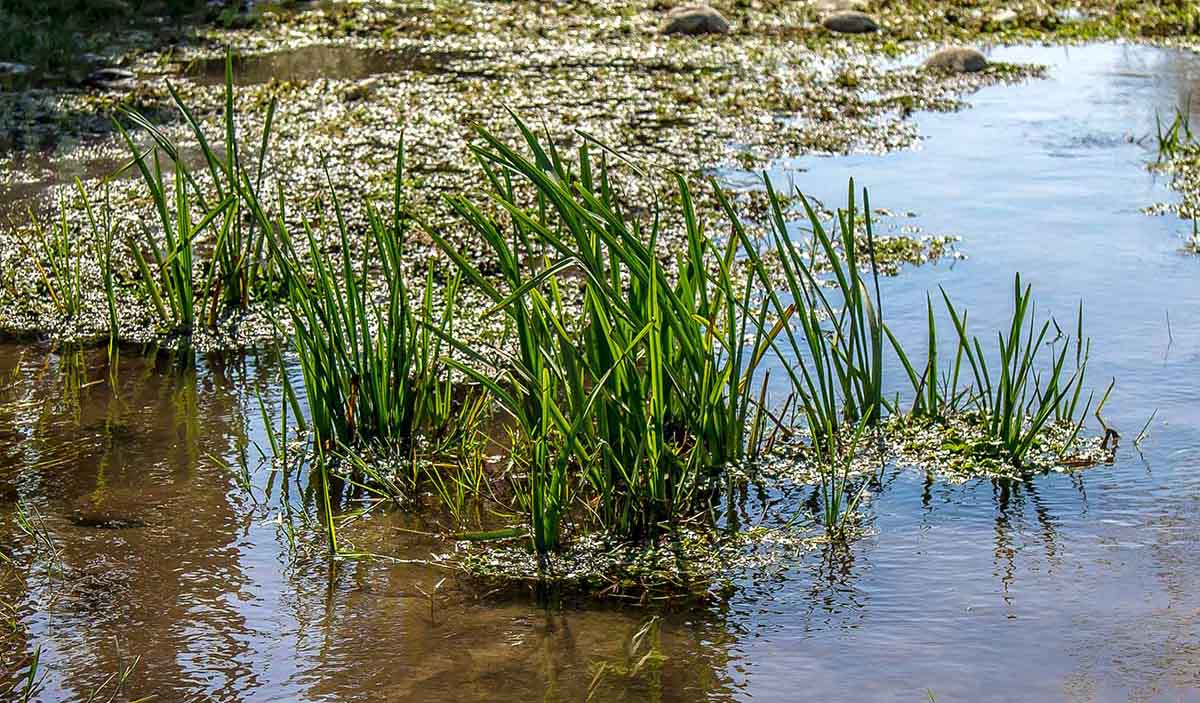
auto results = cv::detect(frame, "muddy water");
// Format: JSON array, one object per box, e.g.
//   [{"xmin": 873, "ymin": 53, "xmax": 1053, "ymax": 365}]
[{"xmin": 4, "ymin": 42, "xmax": 1200, "ymax": 701}]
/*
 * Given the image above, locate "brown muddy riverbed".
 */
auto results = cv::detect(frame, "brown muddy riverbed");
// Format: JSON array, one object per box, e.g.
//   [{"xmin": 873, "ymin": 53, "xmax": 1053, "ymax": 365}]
[{"xmin": 5, "ymin": 13, "xmax": 1200, "ymax": 703}]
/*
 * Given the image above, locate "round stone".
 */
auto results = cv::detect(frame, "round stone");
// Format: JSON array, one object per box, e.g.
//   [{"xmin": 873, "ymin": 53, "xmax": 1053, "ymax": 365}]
[
  {"xmin": 822, "ymin": 10, "xmax": 879, "ymax": 34},
  {"xmin": 923, "ymin": 46, "xmax": 988, "ymax": 73},
  {"xmin": 661, "ymin": 4, "xmax": 731, "ymax": 36}
]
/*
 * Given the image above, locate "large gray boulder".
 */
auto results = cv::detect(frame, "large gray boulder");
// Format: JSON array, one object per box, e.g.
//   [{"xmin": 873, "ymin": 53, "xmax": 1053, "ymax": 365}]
[
  {"xmin": 923, "ymin": 46, "xmax": 988, "ymax": 73},
  {"xmin": 662, "ymin": 4, "xmax": 731, "ymax": 35},
  {"xmin": 822, "ymin": 10, "xmax": 879, "ymax": 33}
]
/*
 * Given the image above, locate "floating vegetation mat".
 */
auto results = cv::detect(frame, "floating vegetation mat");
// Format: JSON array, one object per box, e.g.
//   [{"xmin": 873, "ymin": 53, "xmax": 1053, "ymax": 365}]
[
  {"xmin": 763, "ymin": 414, "xmax": 1117, "ymax": 487},
  {"xmin": 0, "ymin": 0, "xmax": 1058, "ymax": 354},
  {"xmin": 452, "ymin": 526, "xmax": 835, "ymax": 602},
  {"xmin": 318, "ymin": 412, "xmax": 1112, "ymax": 602}
]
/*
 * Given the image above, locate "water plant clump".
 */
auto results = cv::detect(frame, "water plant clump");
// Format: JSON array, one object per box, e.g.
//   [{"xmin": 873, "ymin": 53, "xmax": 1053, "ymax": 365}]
[
  {"xmin": 423, "ymin": 116, "xmax": 783, "ymax": 551},
  {"xmin": 0, "ymin": 54, "xmax": 296, "ymax": 351},
  {"xmin": 117, "ymin": 51, "xmax": 285, "ymax": 336},
  {"xmin": 406, "ymin": 118, "xmax": 1106, "ymax": 568},
  {"xmin": 277, "ymin": 143, "xmax": 474, "ymax": 457},
  {"xmin": 1144, "ymin": 106, "xmax": 1200, "ymax": 227},
  {"xmin": 1, "ymin": 61, "xmax": 1117, "ymax": 593}
]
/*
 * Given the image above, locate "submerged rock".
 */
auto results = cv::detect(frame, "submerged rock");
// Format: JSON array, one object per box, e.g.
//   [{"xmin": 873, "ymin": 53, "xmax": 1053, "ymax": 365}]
[
  {"xmin": 84, "ymin": 67, "xmax": 136, "ymax": 88},
  {"xmin": 923, "ymin": 47, "xmax": 988, "ymax": 73},
  {"xmin": 0, "ymin": 62, "xmax": 33, "ymax": 77},
  {"xmin": 661, "ymin": 4, "xmax": 731, "ymax": 36},
  {"xmin": 822, "ymin": 10, "xmax": 879, "ymax": 33},
  {"xmin": 71, "ymin": 486, "xmax": 174, "ymax": 529}
]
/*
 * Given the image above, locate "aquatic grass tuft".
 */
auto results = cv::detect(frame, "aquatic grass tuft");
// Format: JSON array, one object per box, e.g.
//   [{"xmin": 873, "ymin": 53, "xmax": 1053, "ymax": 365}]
[
  {"xmin": 18, "ymin": 202, "xmax": 86, "ymax": 320},
  {"xmin": 943, "ymin": 276, "xmax": 1088, "ymax": 462},
  {"xmin": 424, "ymin": 115, "xmax": 779, "ymax": 552},
  {"xmin": 722, "ymin": 178, "xmax": 888, "ymax": 454},
  {"xmin": 882, "ymin": 269, "xmax": 1096, "ymax": 467},
  {"xmin": 116, "ymin": 49, "xmax": 279, "ymax": 333},
  {"xmin": 278, "ymin": 143, "xmax": 468, "ymax": 455},
  {"xmin": 815, "ymin": 416, "xmax": 874, "ymax": 535},
  {"xmin": 1155, "ymin": 105, "xmax": 1196, "ymax": 162},
  {"xmin": 117, "ymin": 129, "xmax": 236, "ymax": 335},
  {"xmin": 81, "ymin": 61, "xmax": 1116, "ymax": 571},
  {"xmin": 75, "ymin": 180, "xmax": 122, "ymax": 356}
]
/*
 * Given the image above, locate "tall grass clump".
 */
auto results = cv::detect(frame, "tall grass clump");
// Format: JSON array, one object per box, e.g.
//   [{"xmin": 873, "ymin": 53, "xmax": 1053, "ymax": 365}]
[
  {"xmin": 118, "ymin": 141, "xmax": 234, "ymax": 333},
  {"xmin": 116, "ymin": 50, "xmax": 278, "ymax": 333},
  {"xmin": 890, "ymin": 273, "xmax": 1093, "ymax": 465},
  {"xmin": 1154, "ymin": 105, "xmax": 1195, "ymax": 162},
  {"xmin": 816, "ymin": 416, "xmax": 871, "ymax": 536},
  {"xmin": 20, "ymin": 203, "xmax": 86, "ymax": 320},
  {"xmin": 721, "ymin": 179, "xmax": 887, "ymax": 453},
  {"xmin": 940, "ymin": 275, "xmax": 1092, "ymax": 463},
  {"xmin": 424, "ymin": 117, "xmax": 779, "ymax": 552},
  {"xmin": 277, "ymin": 144, "xmax": 466, "ymax": 456}
]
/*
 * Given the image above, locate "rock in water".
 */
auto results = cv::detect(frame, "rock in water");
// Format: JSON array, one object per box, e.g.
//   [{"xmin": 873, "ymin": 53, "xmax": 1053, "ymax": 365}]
[
  {"xmin": 71, "ymin": 486, "xmax": 175, "ymax": 529},
  {"xmin": 662, "ymin": 4, "xmax": 731, "ymax": 35},
  {"xmin": 923, "ymin": 47, "xmax": 988, "ymax": 73},
  {"xmin": 822, "ymin": 10, "xmax": 879, "ymax": 33},
  {"xmin": 0, "ymin": 62, "xmax": 33, "ymax": 77},
  {"xmin": 85, "ymin": 67, "xmax": 136, "ymax": 88}
]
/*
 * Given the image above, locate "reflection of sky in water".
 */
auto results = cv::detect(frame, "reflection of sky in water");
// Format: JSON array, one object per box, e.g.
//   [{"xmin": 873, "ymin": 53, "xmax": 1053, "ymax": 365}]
[
  {"xmin": 3, "ymin": 42, "xmax": 1200, "ymax": 703},
  {"xmin": 727, "ymin": 43, "xmax": 1200, "ymax": 702}
]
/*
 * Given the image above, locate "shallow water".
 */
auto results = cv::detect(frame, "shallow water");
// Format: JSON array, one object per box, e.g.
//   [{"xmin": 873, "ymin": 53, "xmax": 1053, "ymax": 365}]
[
  {"xmin": 183, "ymin": 44, "xmax": 489, "ymax": 85},
  {"xmin": 4, "ymin": 42, "xmax": 1200, "ymax": 701}
]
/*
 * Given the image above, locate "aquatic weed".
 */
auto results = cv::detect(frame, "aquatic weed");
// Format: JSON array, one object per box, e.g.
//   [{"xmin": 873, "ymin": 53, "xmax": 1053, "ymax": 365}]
[
  {"xmin": 116, "ymin": 50, "xmax": 280, "ymax": 333},
  {"xmin": 278, "ymin": 142, "xmax": 469, "ymax": 454},
  {"xmin": 940, "ymin": 275, "xmax": 1092, "ymax": 464},
  {"xmin": 721, "ymin": 177, "xmax": 888, "ymax": 451},
  {"xmin": 424, "ymin": 115, "xmax": 780, "ymax": 552}
]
